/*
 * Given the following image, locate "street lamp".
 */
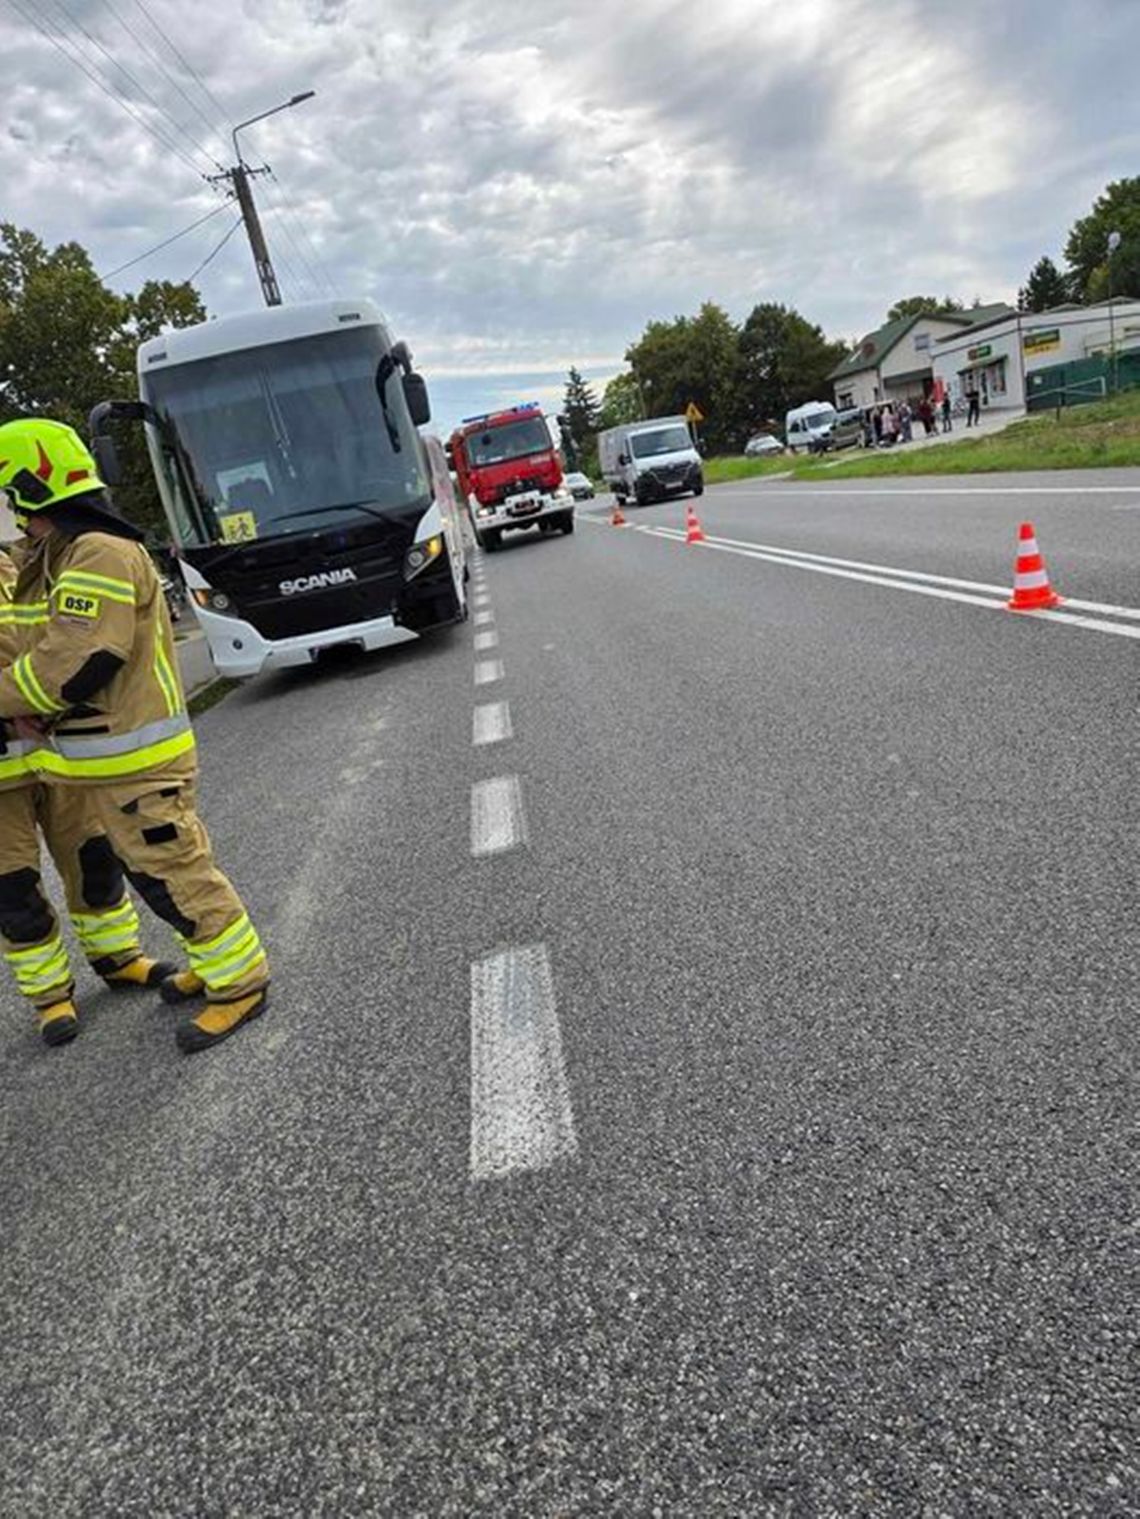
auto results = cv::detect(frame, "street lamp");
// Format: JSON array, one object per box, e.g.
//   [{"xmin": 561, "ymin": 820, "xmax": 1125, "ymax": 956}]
[
  {"xmin": 1107, "ymin": 228, "xmax": 1122, "ymax": 395},
  {"xmin": 224, "ymin": 91, "xmax": 315, "ymax": 308},
  {"xmin": 233, "ymin": 90, "xmax": 316, "ymax": 165}
]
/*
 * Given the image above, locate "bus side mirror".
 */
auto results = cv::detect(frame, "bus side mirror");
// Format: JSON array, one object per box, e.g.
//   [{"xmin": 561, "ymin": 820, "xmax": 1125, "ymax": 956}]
[
  {"xmin": 403, "ymin": 371, "xmax": 431, "ymax": 426},
  {"xmin": 92, "ymin": 434, "xmax": 123, "ymax": 486}
]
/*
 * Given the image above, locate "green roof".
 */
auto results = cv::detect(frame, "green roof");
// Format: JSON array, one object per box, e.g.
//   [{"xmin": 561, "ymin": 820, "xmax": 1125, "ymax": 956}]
[
  {"xmin": 829, "ymin": 307, "xmax": 1009, "ymax": 381},
  {"xmin": 930, "ymin": 303, "xmax": 1017, "ymax": 342}
]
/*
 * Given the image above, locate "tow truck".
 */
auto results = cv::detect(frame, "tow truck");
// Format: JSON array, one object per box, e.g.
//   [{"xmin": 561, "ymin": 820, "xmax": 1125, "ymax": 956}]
[{"xmin": 449, "ymin": 403, "xmax": 574, "ymax": 551}]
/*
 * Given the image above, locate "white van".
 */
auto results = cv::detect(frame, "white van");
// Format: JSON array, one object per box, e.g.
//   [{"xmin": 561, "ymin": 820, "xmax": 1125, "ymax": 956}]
[
  {"xmin": 597, "ymin": 416, "xmax": 704, "ymax": 504},
  {"xmin": 784, "ymin": 401, "xmax": 838, "ymax": 454}
]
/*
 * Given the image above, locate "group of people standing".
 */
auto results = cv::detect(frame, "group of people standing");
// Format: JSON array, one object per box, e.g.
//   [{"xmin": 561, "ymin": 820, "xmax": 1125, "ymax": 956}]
[{"xmin": 863, "ymin": 388, "xmax": 978, "ymax": 448}]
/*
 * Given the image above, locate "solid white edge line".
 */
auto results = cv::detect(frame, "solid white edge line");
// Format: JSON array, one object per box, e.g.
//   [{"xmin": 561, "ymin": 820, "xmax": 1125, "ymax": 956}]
[
  {"xmin": 647, "ymin": 525, "xmax": 1140, "ymax": 622},
  {"xmin": 473, "ymin": 701, "xmax": 512, "ymax": 746},
  {"xmin": 721, "ymin": 484, "xmax": 1140, "ymax": 496},
  {"xmin": 639, "ymin": 527, "xmax": 1140, "ymax": 640},
  {"xmin": 474, "ymin": 659, "xmax": 504, "ymax": 686},
  {"xmin": 469, "ymin": 944, "xmax": 578, "ymax": 1180},
  {"xmin": 474, "ymin": 629, "xmax": 500, "ymax": 651},
  {"xmin": 470, "ymin": 775, "xmax": 527, "ymax": 857}
]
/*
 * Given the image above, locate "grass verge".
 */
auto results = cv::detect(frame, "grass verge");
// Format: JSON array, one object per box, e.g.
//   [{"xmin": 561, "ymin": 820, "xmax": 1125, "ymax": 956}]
[
  {"xmin": 704, "ymin": 388, "xmax": 1140, "ymax": 485},
  {"xmin": 188, "ymin": 677, "xmax": 240, "ymax": 718}
]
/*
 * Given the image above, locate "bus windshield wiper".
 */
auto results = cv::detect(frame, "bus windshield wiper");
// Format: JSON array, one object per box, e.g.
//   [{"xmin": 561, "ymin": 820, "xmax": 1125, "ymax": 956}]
[{"xmin": 270, "ymin": 502, "xmax": 389, "ymax": 526}]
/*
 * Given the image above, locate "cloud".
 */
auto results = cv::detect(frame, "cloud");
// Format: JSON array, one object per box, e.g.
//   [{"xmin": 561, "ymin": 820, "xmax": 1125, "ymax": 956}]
[{"xmin": 0, "ymin": 0, "xmax": 1136, "ymax": 394}]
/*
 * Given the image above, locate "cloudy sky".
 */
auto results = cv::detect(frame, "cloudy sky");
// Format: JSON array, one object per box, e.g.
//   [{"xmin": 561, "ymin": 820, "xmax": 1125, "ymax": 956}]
[{"xmin": 1, "ymin": 0, "xmax": 1137, "ymax": 429}]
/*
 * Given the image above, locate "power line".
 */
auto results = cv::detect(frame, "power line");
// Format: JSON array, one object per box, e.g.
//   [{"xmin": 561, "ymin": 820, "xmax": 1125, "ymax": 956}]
[
  {"xmin": 262, "ymin": 185, "xmax": 323, "ymax": 297},
  {"xmin": 44, "ymin": 0, "xmax": 224, "ymax": 170},
  {"xmin": 100, "ymin": 0, "xmax": 231, "ymax": 165},
  {"xmin": 4, "ymin": 0, "xmax": 212, "ymax": 181},
  {"xmin": 265, "ymin": 169, "xmax": 337, "ymax": 296},
  {"xmin": 128, "ymin": 0, "xmax": 234, "ymax": 137},
  {"xmin": 185, "ymin": 216, "xmax": 243, "ymax": 284},
  {"xmin": 100, "ymin": 199, "xmax": 234, "ymax": 280}
]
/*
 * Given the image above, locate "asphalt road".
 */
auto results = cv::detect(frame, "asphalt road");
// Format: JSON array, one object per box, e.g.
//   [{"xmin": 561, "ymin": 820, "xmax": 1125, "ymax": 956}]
[{"xmin": 2, "ymin": 469, "xmax": 1137, "ymax": 1516}]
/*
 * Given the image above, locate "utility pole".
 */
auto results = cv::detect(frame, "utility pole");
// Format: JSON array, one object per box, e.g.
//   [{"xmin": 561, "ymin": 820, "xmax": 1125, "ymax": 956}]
[
  {"xmin": 230, "ymin": 162, "xmax": 280, "ymax": 306},
  {"xmin": 1107, "ymin": 229, "xmax": 1122, "ymax": 396},
  {"xmin": 209, "ymin": 91, "xmax": 314, "ymax": 309}
]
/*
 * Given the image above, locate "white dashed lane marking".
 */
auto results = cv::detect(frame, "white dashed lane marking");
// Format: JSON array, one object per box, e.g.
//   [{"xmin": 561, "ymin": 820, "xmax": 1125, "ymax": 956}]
[
  {"xmin": 474, "ymin": 608, "xmax": 494, "ymax": 626},
  {"xmin": 470, "ymin": 775, "xmax": 527, "ymax": 857},
  {"xmin": 469, "ymin": 944, "xmax": 578, "ymax": 1180},
  {"xmin": 474, "ymin": 659, "xmax": 504, "ymax": 686},
  {"xmin": 474, "ymin": 629, "xmax": 499, "ymax": 651},
  {"xmin": 473, "ymin": 701, "xmax": 512, "ymax": 747}
]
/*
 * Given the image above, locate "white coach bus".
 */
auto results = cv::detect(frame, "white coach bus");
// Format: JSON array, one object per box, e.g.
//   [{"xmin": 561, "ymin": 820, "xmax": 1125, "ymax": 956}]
[{"xmin": 90, "ymin": 298, "xmax": 467, "ymax": 679}]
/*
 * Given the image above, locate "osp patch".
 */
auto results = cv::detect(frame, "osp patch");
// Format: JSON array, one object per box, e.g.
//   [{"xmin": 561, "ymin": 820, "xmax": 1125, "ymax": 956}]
[{"xmin": 58, "ymin": 591, "xmax": 100, "ymax": 619}]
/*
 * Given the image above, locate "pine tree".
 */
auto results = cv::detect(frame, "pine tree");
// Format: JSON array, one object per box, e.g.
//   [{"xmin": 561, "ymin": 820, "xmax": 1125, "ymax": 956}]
[
  {"xmin": 1017, "ymin": 255, "xmax": 1069, "ymax": 313},
  {"xmin": 562, "ymin": 366, "xmax": 600, "ymax": 456}
]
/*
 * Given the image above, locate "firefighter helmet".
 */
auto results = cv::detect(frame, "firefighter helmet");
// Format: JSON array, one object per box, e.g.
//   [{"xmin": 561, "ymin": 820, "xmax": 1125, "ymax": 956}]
[{"xmin": 0, "ymin": 419, "xmax": 107, "ymax": 525}]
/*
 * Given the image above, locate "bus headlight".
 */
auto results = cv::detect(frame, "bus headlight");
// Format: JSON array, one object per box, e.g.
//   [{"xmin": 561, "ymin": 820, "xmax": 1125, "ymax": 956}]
[
  {"xmin": 404, "ymin": 535, "xmax": 443, "ymax": 580},
  {"xmin": 191, "ymin": 588, "xmax": 236, "ymax": 615}
]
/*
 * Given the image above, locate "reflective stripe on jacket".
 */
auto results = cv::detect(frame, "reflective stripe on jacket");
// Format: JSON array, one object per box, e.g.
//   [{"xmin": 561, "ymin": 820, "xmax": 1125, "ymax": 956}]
[
  {"xmin": 0, "ymin": 548, "xmax": 37, "ymax": 789},
  {"xmin": 0, "ymin": 532, "xmax": 197, "ymax": 786}
]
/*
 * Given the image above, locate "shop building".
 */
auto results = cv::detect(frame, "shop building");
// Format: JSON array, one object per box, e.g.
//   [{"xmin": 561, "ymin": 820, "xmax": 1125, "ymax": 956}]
[
  {"xmin": 931, "ymin": 299, "xmax": 1140, "ymax": 412},
  {"xmin": 829, "ymin": 306, "xmax": 1012, "ymax": 411}
]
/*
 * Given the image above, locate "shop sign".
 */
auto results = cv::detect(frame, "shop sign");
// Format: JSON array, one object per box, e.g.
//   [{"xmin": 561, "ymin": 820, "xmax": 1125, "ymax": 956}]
[
  {"xmin": 1023, "ymin": 327, "xmax": 1060, "ymax": 356},
  {"xmin": 967, "ymin": 343, "xmax": 992, "ymax": 362}
]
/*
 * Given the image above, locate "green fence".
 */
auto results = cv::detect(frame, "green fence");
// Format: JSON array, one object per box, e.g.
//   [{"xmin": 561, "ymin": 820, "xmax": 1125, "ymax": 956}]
[{"xmin": 1026, "ymin": 351, "xmax": 1140, "ymax": 412}]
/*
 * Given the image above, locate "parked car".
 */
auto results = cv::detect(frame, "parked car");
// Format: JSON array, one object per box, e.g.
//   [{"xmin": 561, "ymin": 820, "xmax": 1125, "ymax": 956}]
[
  {"xmin": 743, "ymin": 433, "xmax": 785, "ymax": 457},
  {"xmin": 563, "ymin": 470, "xmax": 595, "ymax": 499},
  {"xmin": 810, "ymin": 406, "xmax": 865, "ymax": 453}
]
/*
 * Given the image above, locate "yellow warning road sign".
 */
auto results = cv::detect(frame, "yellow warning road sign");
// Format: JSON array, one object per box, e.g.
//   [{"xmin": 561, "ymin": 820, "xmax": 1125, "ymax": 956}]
[{"xmin": 684, "ymin": 401, "xmax": 705, "ymax": 424}]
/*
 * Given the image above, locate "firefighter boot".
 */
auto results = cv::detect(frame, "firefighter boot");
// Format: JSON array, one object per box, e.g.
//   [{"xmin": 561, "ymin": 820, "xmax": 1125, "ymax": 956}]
[
  {"xmin": 98, "ymin": 954, "xmax": 179, "ymax": 992},
  {"xmin": 175, "ymin": 988, "xmax": 268, "ymax": 1054},
  {"xmin": 160, "ymin": 969, "xmax": 206, "ymax": 1004},
  {"xmin": 39, "ymin": 999, "xmax": 79, "ymax": 1047}
]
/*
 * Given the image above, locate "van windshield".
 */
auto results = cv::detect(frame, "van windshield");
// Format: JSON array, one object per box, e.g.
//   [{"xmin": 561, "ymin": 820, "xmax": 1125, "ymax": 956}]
[
  {"xmin": 631, "ymin": 425, "xmax": 691, "ymax": 458},
  {"xmin": 805, "ymin": 412, "xmax": 834, "ymax": 428}
]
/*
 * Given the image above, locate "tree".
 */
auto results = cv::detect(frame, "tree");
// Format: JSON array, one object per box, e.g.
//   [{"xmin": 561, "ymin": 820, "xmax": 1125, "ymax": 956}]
[
  {"xmin": 625, "ymin": 301, "xmax": 743, "ymax": 452},
  {"xmin": 885, "ymin": 295, "xmax": 964, "ymax": 322},
  {"xmin": 0, "ymin": 223, "xmax": 208, "ymax": 537},
  {"xmin": 1064, "ymin": 176, "xmax": 1140, "ymax": 302},
  {"xmin": 596, "ymin": 372, "xmax": 642, "ymax": 430},
  {"xmin": 561, "ymin": 366, "xmax": 600, "ymax": 455},
  {"xmin": 1017, "ymin": 255, "xmax": 1069, "ymax": 313},
  {"xmin": 0, "ymin": 223, "xmax": 126, "ymax": 427},
  {"xmin": 737, "ymin": 303, "xmax": 848, "ymax": 433}
]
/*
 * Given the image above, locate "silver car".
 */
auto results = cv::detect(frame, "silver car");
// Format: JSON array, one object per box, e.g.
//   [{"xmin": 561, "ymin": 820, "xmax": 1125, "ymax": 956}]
[{"xmin": 744, "ymin": 433, "xmax": 785, "ymax": 457}]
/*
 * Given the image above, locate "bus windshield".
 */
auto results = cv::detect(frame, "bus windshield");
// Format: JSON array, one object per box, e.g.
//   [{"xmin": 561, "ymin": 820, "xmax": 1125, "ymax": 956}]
[{"xmin": 142, "ymin": 327, "xmax": 430, "ymax": 547}]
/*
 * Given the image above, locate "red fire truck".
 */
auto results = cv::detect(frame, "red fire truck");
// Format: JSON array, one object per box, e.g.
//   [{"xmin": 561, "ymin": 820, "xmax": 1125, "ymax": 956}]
[{"xmin": 449, "ymin": 403, "xmax": 574, "ymax": 551}]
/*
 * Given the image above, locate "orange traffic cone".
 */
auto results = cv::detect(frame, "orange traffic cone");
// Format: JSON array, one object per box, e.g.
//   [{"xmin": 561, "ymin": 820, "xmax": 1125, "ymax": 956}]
[
  {"xmin": 684, "ymin": 503, "xmax": 706, "ymax": 544},
  {"xmin": 1006, "ymin": 521, "xmax": 1061, "ymax": 611},
  {"xmin": 611, "ymin": 500, "xmax": 627, "ymax": 527}
]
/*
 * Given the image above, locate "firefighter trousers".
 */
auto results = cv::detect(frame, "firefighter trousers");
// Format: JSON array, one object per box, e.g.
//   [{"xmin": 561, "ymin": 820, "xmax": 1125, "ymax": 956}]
[
  {"xmin": 91, "ymin": 780, "xmax": 269, "ymax": 1003},
  {"xmin": 0, "ymin": 783, "xmax": 144, "ymax": 1010}
]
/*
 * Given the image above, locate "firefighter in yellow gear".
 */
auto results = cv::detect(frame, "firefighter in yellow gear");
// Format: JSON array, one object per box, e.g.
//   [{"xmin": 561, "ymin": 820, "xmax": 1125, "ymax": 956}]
[
  {"xmin": 0, "ymin": 546, "xmax": 177, "ymax": 1044},
  {"xmin": 0, "ymin": 420, "xmax": 269, "ymax": 1053}
]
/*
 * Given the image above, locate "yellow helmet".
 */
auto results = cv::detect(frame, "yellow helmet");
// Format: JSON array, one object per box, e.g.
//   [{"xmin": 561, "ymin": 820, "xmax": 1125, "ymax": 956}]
[{"xmin": 0, "ymin": 419, "xmax": 106, "ymax": 525}]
